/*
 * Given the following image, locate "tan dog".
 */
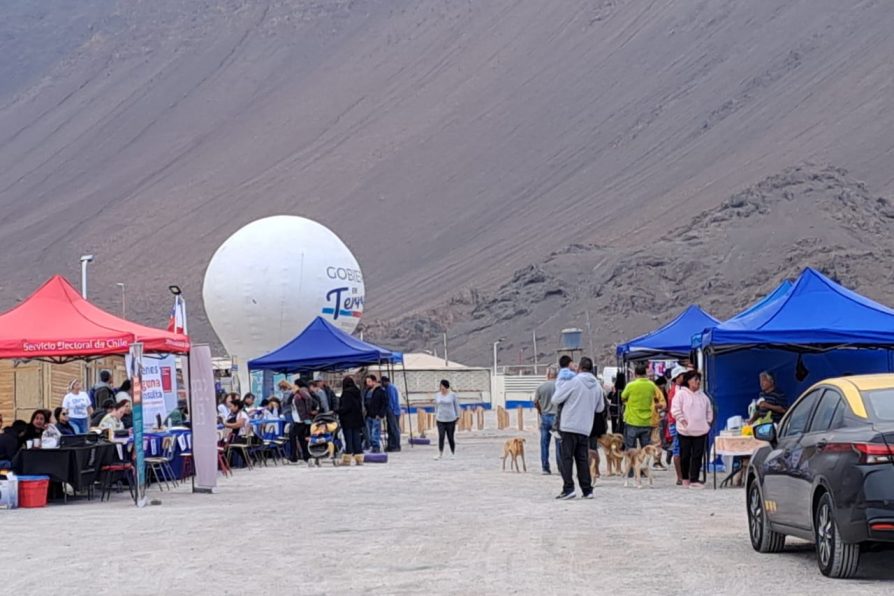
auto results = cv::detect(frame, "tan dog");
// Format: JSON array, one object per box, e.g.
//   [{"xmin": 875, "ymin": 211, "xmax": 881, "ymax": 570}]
[
  {"xmin": 597, "ymin": 433, "xmax": 625, "ymax": 477},
  {"xmin": 501, "ymin": 438, "xmax": 527, "ymax": 473},
  {"xmin": 623, "ymin": 444, "xmax": 663, "ymax": 488}
]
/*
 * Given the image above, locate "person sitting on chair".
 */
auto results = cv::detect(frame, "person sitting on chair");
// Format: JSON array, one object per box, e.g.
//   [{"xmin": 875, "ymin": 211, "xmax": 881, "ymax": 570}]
[
  {"xmin": 224, "ymin": 399, "xmax": 251, "ymax": 443},
  {"xmin": 748, "ymin": 371, "xmax": 787, "ymax": 424},
  {"xmin": 99, "ymin": 401, "xmax": 129, "ymax": 432},
  {"xmin": 91, "ymin": 399, "xmax": 116, "ymax": 428},
  {"xmin": 53, "ymin": 407, "xmax": 78, "ymax": 436}
]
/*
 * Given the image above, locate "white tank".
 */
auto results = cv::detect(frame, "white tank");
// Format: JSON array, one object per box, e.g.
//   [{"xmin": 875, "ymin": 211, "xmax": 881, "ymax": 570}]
[{"xmin": 202, "ymin": 215, "xmax": 364, "ymax": 389}]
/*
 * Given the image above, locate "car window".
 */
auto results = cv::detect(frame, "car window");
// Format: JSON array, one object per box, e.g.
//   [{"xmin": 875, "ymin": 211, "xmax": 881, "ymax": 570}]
[
  {"xmin": 807, "ymin": 390, "xmax": 842, "ymax": 433},
  {"xmin": 779, "ymin": 389, "xmax": 822, "ymax": 438},
  {"xmin": 862, "ymin": 388, "xmax": 894, "ymax": 421}
]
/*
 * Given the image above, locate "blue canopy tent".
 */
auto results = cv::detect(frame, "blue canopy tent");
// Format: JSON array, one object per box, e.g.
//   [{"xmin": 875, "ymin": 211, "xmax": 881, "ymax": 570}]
[
  {"xmin": 616, "ymin": 305, "xmax": 719, "ymax": 363},
  {"xmin": 248, "ymin": 317, "xmax": 413, "ymax": 440},
  {"xmin": 248, "ymin": 317, "xmax": 401, "ymax": 373},
  {"xmin": 690, "ymin": 280, "xmax": 793, "ymax": 350},
  {"xmin": 700, "ymin": 268, "xmax": 894, "ymax": 433}
]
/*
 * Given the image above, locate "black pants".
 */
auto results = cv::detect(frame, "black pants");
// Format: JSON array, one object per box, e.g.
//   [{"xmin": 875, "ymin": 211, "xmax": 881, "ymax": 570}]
[
  {"xmin": 343, "ymin": 427, "xmax": 363, "ymax": 455},
  {"xmin": 292, "ymin": 422, "xmax": 311, "ymax": 461},
  {"xmin": 559, "ymin": 431, "xmax": 592, "ymax": 495},
  {"xmin": 386, "ymin": 410, "xmax": 401, "ymax": 451},
  {"xmin": 437, "ymin": 420, "xmax": 457, "ymax": 453},
  {"xmin": 679, "ymin": 434, "xmax": 707, "ymax": 483}
]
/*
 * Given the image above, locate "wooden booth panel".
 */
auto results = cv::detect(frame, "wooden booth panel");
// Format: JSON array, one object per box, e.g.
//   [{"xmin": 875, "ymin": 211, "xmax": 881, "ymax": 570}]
[
  {"xmin": 0, "ymin": 362, "xmax": 13, "ymax": 425},
  {"xmin": 15, "ymin": 366, "xmax": 43, "ymax": 420},
  {"xmin": 49, "ymin": 361, "xmax": 85, "ymax": 407}
]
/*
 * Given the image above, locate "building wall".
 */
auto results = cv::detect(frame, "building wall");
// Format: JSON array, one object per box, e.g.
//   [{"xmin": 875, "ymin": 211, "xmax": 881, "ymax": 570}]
[{"xmin": 0, "ymin": 357, "xmax": 126, "ymax": 425}]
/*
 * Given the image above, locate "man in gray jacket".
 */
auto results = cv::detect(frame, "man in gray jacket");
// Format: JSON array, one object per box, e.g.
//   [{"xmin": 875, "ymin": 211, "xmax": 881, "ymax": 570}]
[{"xmin": 551, "ymin": 357, "xmax": 604, "ymax": 500}]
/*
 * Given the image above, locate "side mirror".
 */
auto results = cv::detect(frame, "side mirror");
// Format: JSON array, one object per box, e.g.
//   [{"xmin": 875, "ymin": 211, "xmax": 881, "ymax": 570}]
[{"xmin": 753, "ymin": 422, "xmax": 777, "ymax": 445}]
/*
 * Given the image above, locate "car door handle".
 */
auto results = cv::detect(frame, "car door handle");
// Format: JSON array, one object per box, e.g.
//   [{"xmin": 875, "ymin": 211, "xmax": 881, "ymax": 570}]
[{"xmin": 816, "ymin": 440, "xmax": 827, "ymax": 451}]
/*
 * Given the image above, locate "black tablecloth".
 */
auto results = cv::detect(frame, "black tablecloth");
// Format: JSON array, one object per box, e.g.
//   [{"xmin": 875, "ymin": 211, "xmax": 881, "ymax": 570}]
[{"xmin": 13, "ymin": 444, "xmax": 117, "ymax": 492}]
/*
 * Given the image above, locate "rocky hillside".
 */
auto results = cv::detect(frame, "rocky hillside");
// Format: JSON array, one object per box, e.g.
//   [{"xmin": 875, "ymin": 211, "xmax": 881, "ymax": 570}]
[
  {"xmin": 363, "ymin": 165, "xmax": 894, "ymax": 365},
  {"xmin": 1, "ymin": 1, "xmax": 894, "ymax": 362}
]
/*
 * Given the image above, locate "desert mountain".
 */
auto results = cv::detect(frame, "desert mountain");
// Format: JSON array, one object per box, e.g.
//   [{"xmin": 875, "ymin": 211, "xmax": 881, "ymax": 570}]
[
  {"xmin": 1, "ymin": 1, "xmax": 893, "ymax": 364},
  {"xmin": 363, "ymin": 164, "xmax": 894, "ymax": 365}
]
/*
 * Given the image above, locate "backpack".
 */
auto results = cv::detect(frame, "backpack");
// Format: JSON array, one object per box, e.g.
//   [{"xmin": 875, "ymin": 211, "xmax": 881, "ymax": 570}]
[
  {"xmin": 590, "ymin": 395, "xmax": 610, "ymax": 438},
  {"xmin": 310, "ymin": 392, "xmax": 323, "ymax": 414},
  {"xmin": 93, "ymin": 386, "xmax": 115, "ymax": 409}
]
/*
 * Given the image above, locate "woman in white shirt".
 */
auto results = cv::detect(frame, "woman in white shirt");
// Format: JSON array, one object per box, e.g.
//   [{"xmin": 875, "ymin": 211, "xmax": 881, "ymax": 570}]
[
  {"xmin": 62, "ymin": 379, "xmax": 93, "ymax": 434},
  {"xmin": 223, "ymin": 399, "xmax": 250, "ymax": 443}
]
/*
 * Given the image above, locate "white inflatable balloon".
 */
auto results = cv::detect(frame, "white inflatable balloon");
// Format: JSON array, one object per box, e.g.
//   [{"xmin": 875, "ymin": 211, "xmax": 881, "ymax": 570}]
[{"xmin": 202, "ymin": 215, "xmax": 364, "ymax": 387}]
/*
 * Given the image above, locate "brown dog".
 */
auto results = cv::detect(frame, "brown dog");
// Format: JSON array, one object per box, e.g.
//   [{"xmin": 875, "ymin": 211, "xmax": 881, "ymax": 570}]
[
  {"xmin": 596, "ymin": 433, "xmax": 625, "ymax": 477},
  {"xmin": 623, "ymin": 444, "xmax": 663, "ymax": 488},
  {"xmin": 501, "ymin": 438, "xmax": 527, "ymax": 473}
]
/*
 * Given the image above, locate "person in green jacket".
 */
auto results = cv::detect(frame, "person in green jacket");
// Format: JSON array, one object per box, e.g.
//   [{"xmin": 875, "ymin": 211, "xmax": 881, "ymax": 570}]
[{"xmin": 621, "ymin": 363, "xmax": 661, "ymax": 449}]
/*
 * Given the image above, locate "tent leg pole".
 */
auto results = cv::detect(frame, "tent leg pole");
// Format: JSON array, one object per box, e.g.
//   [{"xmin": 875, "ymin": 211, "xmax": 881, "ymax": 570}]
[{"xmin": 401, "ymin": 362, "xmax": 413, "ymax": 445}]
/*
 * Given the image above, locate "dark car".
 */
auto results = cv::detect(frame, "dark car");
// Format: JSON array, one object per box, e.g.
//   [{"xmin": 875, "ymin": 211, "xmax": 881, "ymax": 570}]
[{"xmin": 746, "ymin": 374, "xmax": 894, "ymax": 578}]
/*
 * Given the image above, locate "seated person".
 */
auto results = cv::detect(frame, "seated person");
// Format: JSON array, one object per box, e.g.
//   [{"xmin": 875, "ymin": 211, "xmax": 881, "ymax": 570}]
[
  {"xmin": 748, "ymin": 371, "xmax": 788, "ymax": 424},
  {"xmin": 91, "ymin": 399, "xmax": 116, "ymax": 428},
  {"xmin": 164, "ymin": 403, "xmax": 188, "ymax": 427},
  {"xmin": 0, "ymin": 421, "xmax": 28, "ymax": 465},
  {"xmin": 53, "ymin": 407, "xmax": 78, "ymax": 436},
  {"xmin": 262, "ymin": 397, "xmax": 281, "ymax": 420},
  {"xmin": 99, "ymin": 400, "xmax": 129, "ymax": 432},
  {"xmin": 23, "ymin": 409, "xmax": 51, "ymax": 444},
  {"xmin": 223, "ymin": 399, "xmax": 250, "ymax": 443}
]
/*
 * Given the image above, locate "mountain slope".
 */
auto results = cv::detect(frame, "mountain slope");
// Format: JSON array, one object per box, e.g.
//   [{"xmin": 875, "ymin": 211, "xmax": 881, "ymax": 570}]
[{"xmin": 1, "ymin": 1, "xmax": 893, "ymax": 360}]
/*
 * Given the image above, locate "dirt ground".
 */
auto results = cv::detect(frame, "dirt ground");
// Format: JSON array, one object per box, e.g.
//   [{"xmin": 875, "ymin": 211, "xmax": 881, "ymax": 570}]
[{"xmin": 3, "ymin": 419, "xmax": 894, "ymax": 595}]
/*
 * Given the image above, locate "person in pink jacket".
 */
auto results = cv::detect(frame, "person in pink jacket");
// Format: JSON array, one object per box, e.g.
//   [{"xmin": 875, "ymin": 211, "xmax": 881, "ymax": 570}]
[{"xmin": 670, "ymin": 370, "xmax": 714, "ymax": 489}]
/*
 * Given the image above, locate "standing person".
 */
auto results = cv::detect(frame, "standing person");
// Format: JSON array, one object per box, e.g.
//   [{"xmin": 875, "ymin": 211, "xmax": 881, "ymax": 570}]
[
  {"xmin": 651, "ymin": 376, "xmax": 668, "ymax": 469},
  {"xmin": 620, "ymin": 364, "xmax": 659, "ymax": 450},
  {"xmin": 90, "ymin": 370, "xmax": 116, "ymax": 410},
  {"xmin": 337, "ymin": 377, "xmax": 365, "ymax": 465},
  {"xmin": 534, "ymin": 367, "xmax": 559, "ymax": 475},
  {"xmin": 433, "ymin": 380, "xmax": 460, "ymax": 460},
  {"xmin": 666, "ymin": 366, "xmax": 687, "ymax": 485},
  {"xmin": 293, "ymin": 383, "xmax": 317, "ymax": 462},
  {"xmin": 62, "ymin": 379, "xmax": 93, "ymax": 434},
  {"xmin": 671, "ymin": 371, "xmax": 714, "ymax": 489},
  {"xmin": 363, "ymin": 375, "xmax": 388, "ymax": 454},
  {"xmin": 322, "ymin": 379, "xmax": 338, "ymax": 413},
  {"xmin": 551, "ymin": 357, "xmax": 602, "ymax": 500},
  {"xmin": 310, "ymin": 380, "xmax": 330, "ymax": 413},
  {"xmin": 382, "ymin": 376, "xmax": 402, "ymax": 452}
]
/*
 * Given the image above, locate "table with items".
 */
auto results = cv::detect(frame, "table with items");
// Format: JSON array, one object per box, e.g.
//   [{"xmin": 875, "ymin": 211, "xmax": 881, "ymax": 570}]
[
  {"xmin": 13, "ymin": 443, "xmax": 118, "ymax": 498},
  {"xmin": 713, "ymin": 434, "xmax": 764, "ymax": 489}
]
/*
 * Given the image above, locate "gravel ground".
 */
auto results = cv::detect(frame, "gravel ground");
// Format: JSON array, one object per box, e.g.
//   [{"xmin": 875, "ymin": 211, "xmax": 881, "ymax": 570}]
[{"xmin": 3, "ymin": 419, "xmax": 893, "ymax": 595}]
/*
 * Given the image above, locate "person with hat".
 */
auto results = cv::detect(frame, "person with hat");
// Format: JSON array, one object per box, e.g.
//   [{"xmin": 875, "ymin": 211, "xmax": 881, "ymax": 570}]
[{"xmin": 665, "ymin": 365, "xmax": 688, "ymax": 485}]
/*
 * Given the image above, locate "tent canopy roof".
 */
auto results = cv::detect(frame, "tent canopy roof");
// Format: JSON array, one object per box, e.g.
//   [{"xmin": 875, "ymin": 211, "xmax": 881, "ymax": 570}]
[
  {"xmin": 0, "ymin": 275, "xmax": 189, "ymax": 360},
  {"xmin": 703, "ymin": 268, "xmax": 894, "ymax": 351},
  {"xmin": 691, "ymin": 280, "xmax": 794, "ymax": 349},
  {"xmin": 248, "ymin": 317, "xmax": 400, "ymax": 373},
  {"xmin": 616, "ymin": 305, "xmax": 718, "ymax": 361}
]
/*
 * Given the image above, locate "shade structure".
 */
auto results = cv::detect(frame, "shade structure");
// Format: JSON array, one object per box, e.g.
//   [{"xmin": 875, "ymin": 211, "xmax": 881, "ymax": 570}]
[
  {"xmin": 248, "ymin": 317, "xmax": 400, "ymax": 373},
  {"xmin": 702, "ymin": 268, "xmax": 894, "ymax": 352},
  {"xmin": 701, "ymin": 269, "xmax": 894, "ymax": 443},
  {"xmin": 0, "ymin": 275, "xmax": 190, "ymax": 360},
  {"xmin": 690, "ymin": 280, "xmax": 793, "ymax": 349},
  {"xmin": 616, "ymin": 305, "xmax": 718, "ymax": 362}
]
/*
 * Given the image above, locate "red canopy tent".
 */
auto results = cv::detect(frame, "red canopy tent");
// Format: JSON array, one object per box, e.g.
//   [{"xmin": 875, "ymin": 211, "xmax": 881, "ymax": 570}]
[{"xmin": 0, "ymin": 275, "xmax": 189, "ymax": 362}]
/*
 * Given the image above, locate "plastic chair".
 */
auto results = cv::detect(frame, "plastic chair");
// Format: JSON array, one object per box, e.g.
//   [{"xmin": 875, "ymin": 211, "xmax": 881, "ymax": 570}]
[
  {"xmin": 146, "ymin": 436, "xmax": 179, "ymax": 490},
  {"xmin": 226, "ymin": 428, "xmax": 255, "ymax": 471}
]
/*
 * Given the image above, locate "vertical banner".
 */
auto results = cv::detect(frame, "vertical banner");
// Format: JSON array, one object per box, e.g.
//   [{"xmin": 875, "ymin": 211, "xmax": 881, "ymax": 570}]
[
  {"xmin": 128, "ymin": 342, "xmax": 147, "ymax": 507},
  {"xmin": 189, "ymin": 345, "xmax": 218, "ymax": 493}
]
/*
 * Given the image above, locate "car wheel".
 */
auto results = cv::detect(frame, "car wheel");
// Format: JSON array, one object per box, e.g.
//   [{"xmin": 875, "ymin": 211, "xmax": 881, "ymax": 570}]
[
  {"xmin": 748, "ymin": 481, "xmax": 785, "ymax": 553},
  {"xmin": 815, "ymin": 492, "xmax": 860, "ymax": 578}
]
